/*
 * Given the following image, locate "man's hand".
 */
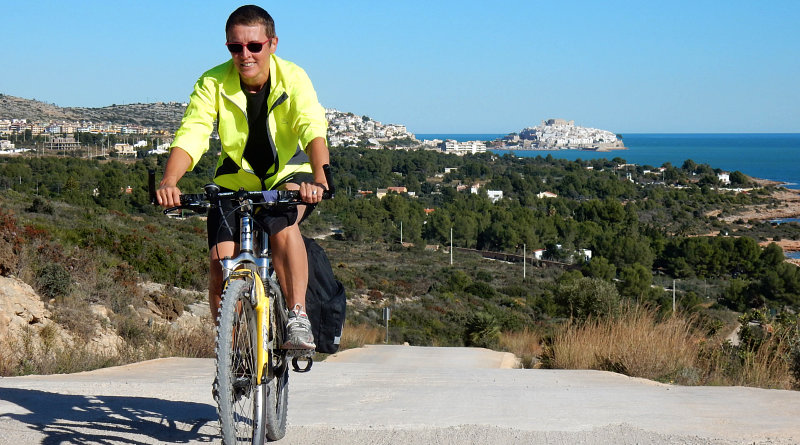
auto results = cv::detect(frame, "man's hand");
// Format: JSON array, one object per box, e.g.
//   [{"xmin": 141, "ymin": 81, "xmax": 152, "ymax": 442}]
[
  {"xmin": 156, "ymin": 147, "xmax": 192, "ymax": 208},
  {"xmin": 156, "ymin": 183, "xmax": 182, "ymax": 208},
  {"xmin": 299, "ymin": 181, "xmax": 327, "ymax": 204}
]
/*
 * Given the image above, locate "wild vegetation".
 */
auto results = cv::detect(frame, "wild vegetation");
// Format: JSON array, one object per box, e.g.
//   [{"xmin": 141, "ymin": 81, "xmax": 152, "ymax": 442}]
[{"xmin": 1, "ymin": 147, "xmax": 799, "ymax": 389}]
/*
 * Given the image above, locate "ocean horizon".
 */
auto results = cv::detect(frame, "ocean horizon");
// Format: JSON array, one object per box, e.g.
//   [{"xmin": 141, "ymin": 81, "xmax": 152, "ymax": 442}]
[{"xmin": 417, "ymin": 133, "xmax": 800, "ymax": 190}]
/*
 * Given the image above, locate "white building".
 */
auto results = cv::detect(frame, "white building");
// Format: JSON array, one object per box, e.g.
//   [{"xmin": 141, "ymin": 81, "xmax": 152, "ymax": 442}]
[
  {"xmin": 440, "ymin": 140, "xmax": 487, "ymax": 156},
  {"xmin": 114, "ymin": 143, "xmax": 136, "ymax": 156},
  {"xmin": 487, "ymin": 190, "xmax": 503, "ymax": 203}
]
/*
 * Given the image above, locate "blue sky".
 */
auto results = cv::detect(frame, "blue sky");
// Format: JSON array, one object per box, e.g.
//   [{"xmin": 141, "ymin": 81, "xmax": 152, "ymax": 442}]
[{"xmin": 2, "ymin": 0, "xmax": 798, "ymax": 133}]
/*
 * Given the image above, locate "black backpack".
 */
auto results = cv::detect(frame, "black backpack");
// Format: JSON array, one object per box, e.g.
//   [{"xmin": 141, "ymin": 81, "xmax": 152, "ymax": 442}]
[{"xmin": 303, "ymin": 236, "xmax": 346, "ymax": 354}]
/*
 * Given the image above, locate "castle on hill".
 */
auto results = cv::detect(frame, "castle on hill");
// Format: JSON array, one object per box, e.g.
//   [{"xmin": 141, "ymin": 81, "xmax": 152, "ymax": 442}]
[{"xmin": 503, "ymin": 118, "xmax": 625, "ymax": 151}]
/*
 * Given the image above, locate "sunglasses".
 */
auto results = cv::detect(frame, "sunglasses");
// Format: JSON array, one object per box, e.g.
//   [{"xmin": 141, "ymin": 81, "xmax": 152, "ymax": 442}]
[{"xmin": 225, "ymin": 39, "xmax": 272, "ymax": 54}]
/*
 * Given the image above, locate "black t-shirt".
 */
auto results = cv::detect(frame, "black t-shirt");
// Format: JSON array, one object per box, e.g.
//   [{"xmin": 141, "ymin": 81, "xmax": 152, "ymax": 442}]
[{"xmin": 242, "ymin": 80, "xmax": 274, "ymax": 179}]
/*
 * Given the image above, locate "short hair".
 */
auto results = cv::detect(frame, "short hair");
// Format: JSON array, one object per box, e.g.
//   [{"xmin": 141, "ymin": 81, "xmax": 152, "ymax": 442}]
[{"xmin": 226, "ymin": 5, "xmax": 275, "ymax": 37}]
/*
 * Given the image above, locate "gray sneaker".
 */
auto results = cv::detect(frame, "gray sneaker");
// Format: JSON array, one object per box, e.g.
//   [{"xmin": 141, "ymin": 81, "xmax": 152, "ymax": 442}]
[{"xmin": 282, "ymin": 309, "xmax": 316, "ymax": 350}]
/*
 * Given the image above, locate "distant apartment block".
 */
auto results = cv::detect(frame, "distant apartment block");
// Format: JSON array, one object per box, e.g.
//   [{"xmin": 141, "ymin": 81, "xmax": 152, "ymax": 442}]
[
  {"xmin": 0, "ymin": 118, "xmax": 154, "ymax": 137},
  {"xmin": 47, "ymin": 136, "xmax": 81, "ymax": 151},
  {"xmin": 440, "ymin": 139, "xmax": 487, "ymax": 156},
  {"xmin": 114, "ymin": 143, "xmax": 136, "ymax": 156}
]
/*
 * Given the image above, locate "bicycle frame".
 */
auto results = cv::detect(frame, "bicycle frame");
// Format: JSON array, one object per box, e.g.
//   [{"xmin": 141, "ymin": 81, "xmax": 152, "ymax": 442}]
[{"xmin": 219, "ymin": 202, "xmax": 274, "ymax": 385}]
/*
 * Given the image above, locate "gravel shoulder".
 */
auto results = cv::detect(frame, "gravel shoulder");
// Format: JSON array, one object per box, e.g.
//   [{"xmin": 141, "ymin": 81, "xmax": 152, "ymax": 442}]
[{"xmin": 1, "ymin": 345, "xmax": 799, "ymax": 444}]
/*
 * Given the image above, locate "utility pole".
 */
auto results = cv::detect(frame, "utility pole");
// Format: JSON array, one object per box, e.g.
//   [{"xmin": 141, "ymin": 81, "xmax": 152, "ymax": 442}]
[
  {"xmin": 523, "ymin": 244, "xmax": 526, "ymax": 280},
  {"xmin": 672, "ymin": 279, "xmax": 677, "ymax": 315},
  {"xmin": 383, "ymin": 307, "xmax": 391, "ymax": 343},
  {"xmin": 400, "ymin": 221, "xmax": 403, "ymax": 245},
  {"xmin": 450, "ymin": 227, "xmax": 453, "ymax": 265}
]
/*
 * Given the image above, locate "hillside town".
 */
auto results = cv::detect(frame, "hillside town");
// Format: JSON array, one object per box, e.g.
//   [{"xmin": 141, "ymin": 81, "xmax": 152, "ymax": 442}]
[{"xmin": 0, "ymin": 95, "xmax": 623, "ymax": 157}]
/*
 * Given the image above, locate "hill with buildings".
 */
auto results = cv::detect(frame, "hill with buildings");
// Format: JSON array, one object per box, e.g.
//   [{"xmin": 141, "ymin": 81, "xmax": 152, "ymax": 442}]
[
  {"xmin": 502, "ymin": 118, "xmax": 625, "ymax": 151},
  {"xmin": 0, "ymin": 94, "xmax": 187, "ymax": 131},
  {"xmin": 0, "ymin": 94, "xmax": 417, "ymax": 147}
]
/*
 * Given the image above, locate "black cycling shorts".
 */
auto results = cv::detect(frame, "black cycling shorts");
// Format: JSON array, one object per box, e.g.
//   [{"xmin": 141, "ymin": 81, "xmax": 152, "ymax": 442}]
[{"xmin": 206, "ymin": 172, "xmax": 316, "ymax": 249}]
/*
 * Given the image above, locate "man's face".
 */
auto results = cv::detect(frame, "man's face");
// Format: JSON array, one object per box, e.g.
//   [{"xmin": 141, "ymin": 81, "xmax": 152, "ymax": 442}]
[{"xmin": 226, "ymin": 24, "xmax": 276, "ymax": 91}]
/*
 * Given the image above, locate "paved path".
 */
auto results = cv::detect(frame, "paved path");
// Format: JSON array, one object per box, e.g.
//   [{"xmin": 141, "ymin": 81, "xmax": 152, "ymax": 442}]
[{"xmin": 1, "ymin": 345, "xmax": 799, "ymax": 444}]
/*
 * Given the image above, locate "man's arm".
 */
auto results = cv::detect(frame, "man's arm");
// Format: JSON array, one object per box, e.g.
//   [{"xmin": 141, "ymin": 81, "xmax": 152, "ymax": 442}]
[
  {"xmin": 299, "ymin": 137, "xmax": 330, "ymax": 203},
  {"xmin": 156, "ymin": 147, "xmax": 193, "ymax": 208}
]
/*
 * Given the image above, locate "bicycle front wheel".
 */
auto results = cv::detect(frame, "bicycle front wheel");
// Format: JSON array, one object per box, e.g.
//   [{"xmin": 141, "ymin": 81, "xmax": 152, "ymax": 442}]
[
  {"xmin": 216, "ymin": 278, "xmax": 266, "ymax": 445},
  {"xmin": 265, "ymin": 281, "xmax": 289, "ymax": 441}
]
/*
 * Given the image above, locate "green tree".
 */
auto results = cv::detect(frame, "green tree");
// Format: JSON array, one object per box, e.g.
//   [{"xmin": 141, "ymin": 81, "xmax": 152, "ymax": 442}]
[
  {"xmin": 582, "ymin": 255, "xmax": 616, "ymax": 281},
  {"xmin": 555, "ymin": 275, "xmax": 620, "ymax": 320},
  {"xmin": 618, "ymin": 264, "xmax": 653, "ymax": 299}
]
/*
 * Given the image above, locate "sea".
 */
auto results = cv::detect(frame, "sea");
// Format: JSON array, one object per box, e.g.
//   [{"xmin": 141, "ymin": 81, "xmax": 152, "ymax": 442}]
[{"xmin": 416, "ymin": 133, "xmax": 800, "ymax": 190}]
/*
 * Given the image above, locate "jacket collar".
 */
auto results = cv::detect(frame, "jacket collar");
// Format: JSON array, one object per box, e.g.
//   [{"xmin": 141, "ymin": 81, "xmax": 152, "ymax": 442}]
[{"xmin": 221, "ymin": 55, "xmax": 285, "ymax": 114}]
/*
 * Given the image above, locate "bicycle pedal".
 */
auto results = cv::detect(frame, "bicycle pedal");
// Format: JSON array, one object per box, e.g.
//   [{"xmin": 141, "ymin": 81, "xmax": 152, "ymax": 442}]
[
  {"xmin": 291, "ymin": 355, "xmax": 313, "ymax": 373},
  {"xmin": 285, "ymin": 348, "xmax": 315, "ymax": 358}
]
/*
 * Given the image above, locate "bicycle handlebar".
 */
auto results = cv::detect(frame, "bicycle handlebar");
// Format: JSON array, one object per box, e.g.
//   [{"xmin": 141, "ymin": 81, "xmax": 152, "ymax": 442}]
[{"xmin": 149, "ymin": 164, "xmax": 335, "ymax": 215}]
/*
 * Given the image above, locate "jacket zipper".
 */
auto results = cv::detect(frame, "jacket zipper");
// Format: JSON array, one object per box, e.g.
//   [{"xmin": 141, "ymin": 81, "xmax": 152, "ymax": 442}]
[{"xmin": 220, "ymin": 90, "xmax": 289, "ymax": 188}]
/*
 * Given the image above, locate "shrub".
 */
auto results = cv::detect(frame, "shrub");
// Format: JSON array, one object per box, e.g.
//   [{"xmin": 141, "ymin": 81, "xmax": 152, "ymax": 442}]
[
  {"xmin": 36, "ymin": 263, "xmax": 71, "ymax": 300},
  {"xmin": 465, "ymin": 281, "xmax": 496, "ymax": 298},
  {"xmin": 0, "ymin": 209, "xmax": 20, "ymax": 275},
  {"xmin": 27, "ymin": 197, "xmax": 54, "ymax": 214},
  {"xmin": 554, "ymin": 276, "xmax": 620, "ymax": 321},
  {"xmin": 475, "ymin": 270, "xmax": 494, "ymax": 282},
  {"xmin": 464, "ymin": 312, "xmax": 500, "ymax": 349}
]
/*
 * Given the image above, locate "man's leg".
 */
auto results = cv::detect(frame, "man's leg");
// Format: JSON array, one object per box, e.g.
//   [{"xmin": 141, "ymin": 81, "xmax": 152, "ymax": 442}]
[
  {"xmin": 209, "ymin": 241, "xmax": 236, "ymax": 325},
  {"xmin": 270, "ymin": 222, "xmax": 308, "ymax": 311},
  {"xmin": 270, "ymin": 206, "xmax": 315, "ymax": 349}
]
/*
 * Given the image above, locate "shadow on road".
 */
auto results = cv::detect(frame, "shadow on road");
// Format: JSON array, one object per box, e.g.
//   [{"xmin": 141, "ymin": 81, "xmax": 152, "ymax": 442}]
[{"xmin": 0, "ymin": 387, "xmax": 217, "ymax": 444}]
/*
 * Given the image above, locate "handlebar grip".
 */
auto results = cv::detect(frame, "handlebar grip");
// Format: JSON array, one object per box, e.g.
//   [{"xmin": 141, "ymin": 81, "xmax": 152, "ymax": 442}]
[
  {"xmin": 148, "ymin": 170, "xmax": 157, "ymax": 205},
  {"xmin": 322, "ymin": 164, "xmax": 335, "ymax": 198}
]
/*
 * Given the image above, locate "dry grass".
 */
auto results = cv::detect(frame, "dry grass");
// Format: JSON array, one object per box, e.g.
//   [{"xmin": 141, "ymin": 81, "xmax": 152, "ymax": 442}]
[
  {"xmin": 163, "ymin": 324, "xmax": 216, "ymax": 358},
  {"xmin": 496, "ymin": 304, "xmax": 799, "ymax": 389},
  {"xmin": 0, "ymin": 327, "xmax": 121, "ymax": 376},
  {"xmin": 499, "ymin": 328, "xmax": 543, "ymax": 368},
  {"xmin": 339, "ymin": 322, "xmax": 383, "ymax": 350},
  {"xmin": 546, "ymin": 305, "xmax": 703, "ymax": 383},
  {"xmin": 0, "ymin": 322, "xmax": 216, "ymax": 377},
  {"xmin": 729, "ymin": 330, "xmax": 797, "ymax": 389}
]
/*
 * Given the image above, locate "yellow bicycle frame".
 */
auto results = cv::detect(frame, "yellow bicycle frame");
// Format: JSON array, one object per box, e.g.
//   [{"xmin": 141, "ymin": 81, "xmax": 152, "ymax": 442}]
[{"xmin": 226, "ymin": 269, "xmax": 269, "ymax": 384}]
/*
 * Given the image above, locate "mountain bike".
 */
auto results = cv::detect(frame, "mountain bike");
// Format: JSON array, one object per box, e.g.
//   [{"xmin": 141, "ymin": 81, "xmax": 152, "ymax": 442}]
[{"xmin": 151, "ymin": 166, "xmax": 333, "ymax": 444}]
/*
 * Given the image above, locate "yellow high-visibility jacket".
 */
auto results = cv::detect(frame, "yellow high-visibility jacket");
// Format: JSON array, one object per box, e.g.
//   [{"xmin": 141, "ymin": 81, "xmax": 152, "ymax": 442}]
[{"xmin": 171, "ymin": 54, "xmax": 327, "ymax": 191}]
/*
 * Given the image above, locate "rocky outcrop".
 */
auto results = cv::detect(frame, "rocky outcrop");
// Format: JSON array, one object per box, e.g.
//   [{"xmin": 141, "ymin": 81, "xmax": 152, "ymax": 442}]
[
  {"xmin": 0, "ymin": 276, "xmax": 211, "ymax": 362},
  {"xmin": 0, "ymin": 275, "xmax": 72, "ymax": 352}
]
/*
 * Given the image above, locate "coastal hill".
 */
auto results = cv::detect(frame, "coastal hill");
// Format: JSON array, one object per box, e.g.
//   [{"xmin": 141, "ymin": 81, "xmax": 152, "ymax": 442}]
[
  {"xmin": 502, "ymin": 118, "xmax": 625, "ymax": 151},
  {"xmin": 0, "ymin": 94, "xmax": 414, "ymax": 144},
  {"xmin": 0, "ymin": 94, "xmax": 187, "ymax": 131}
]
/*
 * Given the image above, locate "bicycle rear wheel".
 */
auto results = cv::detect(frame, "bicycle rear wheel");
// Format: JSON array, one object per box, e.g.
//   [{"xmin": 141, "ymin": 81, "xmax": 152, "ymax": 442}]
[
  {"xmin": 264, "ymin": 280, "xmax": 289, "ymax": 441},
  {"xmin": 216, "ymin": 278, "xmax": 266, "ymax": 445}
]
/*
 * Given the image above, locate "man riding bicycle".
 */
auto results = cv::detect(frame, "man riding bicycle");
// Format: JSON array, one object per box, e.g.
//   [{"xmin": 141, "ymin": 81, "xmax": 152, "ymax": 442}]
[{"xmin": 156, "ymin": 4, "xmax": 328, "ymax": 350}]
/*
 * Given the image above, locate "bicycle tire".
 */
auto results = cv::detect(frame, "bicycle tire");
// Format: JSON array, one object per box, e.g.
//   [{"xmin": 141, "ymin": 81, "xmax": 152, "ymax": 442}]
[
  {"xmin": 264, "ymin": 279, "xmax": 289, "ymax": 441},
  {"xmin": 216, "ymin": 278, "xmax": 266, "ymax": 445}
]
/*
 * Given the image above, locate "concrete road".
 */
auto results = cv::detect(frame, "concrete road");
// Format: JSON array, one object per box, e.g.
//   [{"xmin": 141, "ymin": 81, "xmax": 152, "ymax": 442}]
[{"xmin": 1, "ymin": 345, "xmax": 799, "ymax": 444}]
